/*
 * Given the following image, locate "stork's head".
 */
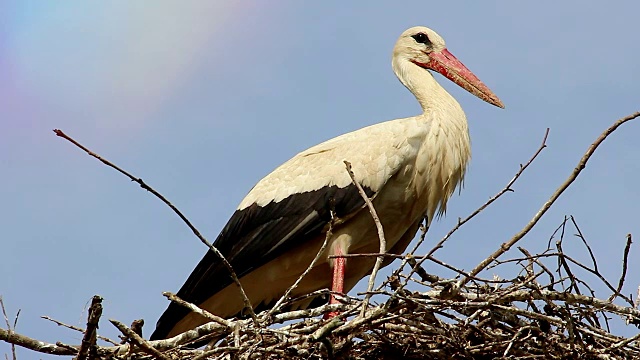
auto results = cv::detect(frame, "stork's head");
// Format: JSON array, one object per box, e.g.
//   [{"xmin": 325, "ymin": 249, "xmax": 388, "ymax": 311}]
[{"xmin": 393, "ymin": 26, "xmax": 504, "ymax": 108}]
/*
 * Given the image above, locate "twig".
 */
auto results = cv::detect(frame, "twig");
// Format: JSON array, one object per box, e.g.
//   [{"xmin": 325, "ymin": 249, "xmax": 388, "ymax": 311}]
[
  {"xmin": 271, "ymin": 304, "xmax": 351, "ymax": 324},
  {"xmin": 329, "ymin": 252, "xmax": 403, "ymax": 260},
  {"xmin": 609, "ymin": 234, "xmax": 633, "ymax": 302},
  {"xmin": 546, "ymin": 216, "xmax": 569, "ymax": 251},
  {"xmin": 407, "ymin": 256, "xmax": 440, "ymax": 283},
  {"xmin": 75, "ymin": 295, "xmax": 102, "ymax": 360},
  {"xmin": 484, "ymin": 289, "xmax": 640, "ymax": 319},
  {"xmin": 428, "ymin": 128, "xmax": 550, "ymax": 258},
  {"xmin": 110, "ymin": 319, "xmax": 172, "ymax": 360},
  {"xmin": 344, "ymin": 160, "xmax": 387, "ymax": 317},
  {"xmin": 456, "ymin": 111, "xmax": 640, "ymax": 290},
  {"xmin": 503, "ymin": 325, "xmax": 535, "ymax": 357},
  {"xmin": 557, "ymin": 237, "xmax": 582, "ymax": 296},
  {"xmin": 390, "ymin": 128, "xmax": 550, "ymax": 296},
  {"xmin": 41, "ymin": 316, "xmax": 119, "ymax": 346},
  {"xmin": 163, "ymin": 292, "xmax": 232, "ymax": 330},
  {"xmin": 425, "ymin": 255, "xmax": 479, "ymax": 281},
  {"xmin": 267, "ymin": 211, "xmax": 336, "ymax": 318},
  {"xmin": 569, "ymin": 215, "xmax": 599, "ymax": 272},
  {"xmin": 0, "ymin": 297, "xmax": 17, "ymax": 360},
  {"xmin": 191, "ymin": 346, "xmax": 241, "ymax": 360},
  {"xmin": 53, "ymin": 129, "xmax": 259, "ymax": 325},
  {"xmin": 604, "ymin": 332, "xmax": 640, "ymax": 354},
  {"xmin": 517, "ymin": 246, "xmax": 555, "ymax": 286},
  {"xmin": 128, "ymin": 319, "xmax": 144, "ymax": 340},
  {"xmin": 334, "ymin": 307, "xmax": 387, "ymax": 336},
  {"xmin": 377, "ymin": 217, "xmax": 428, "ymax": 293},
  {"xmin": 555, "ymin": 216, "xmax": 572, "ymax": 292},
  {"xmin": 309, "ymin": 317, "xmax": 343, "ymax": 342},
  {"xmin": 560, "ymin": 252, "xmax": 633, "ymax": 305}
]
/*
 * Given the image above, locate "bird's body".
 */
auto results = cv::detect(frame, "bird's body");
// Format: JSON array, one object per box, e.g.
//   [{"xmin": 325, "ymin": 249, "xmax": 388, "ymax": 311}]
[{"xmin": 151, "ymin": 26, "xmax": 503, "ymax": 340}]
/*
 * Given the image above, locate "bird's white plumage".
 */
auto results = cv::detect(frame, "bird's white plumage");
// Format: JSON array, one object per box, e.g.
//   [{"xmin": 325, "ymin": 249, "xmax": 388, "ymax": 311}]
[{"xmin": 239, "ymin": 119, "xmax": 425, "ymax": 209}]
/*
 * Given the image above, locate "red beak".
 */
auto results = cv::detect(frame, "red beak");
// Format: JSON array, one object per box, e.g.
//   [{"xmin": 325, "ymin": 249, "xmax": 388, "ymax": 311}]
[{"xmin": 414, "ymin": 49, "xmax": 504, "ymax": 108}]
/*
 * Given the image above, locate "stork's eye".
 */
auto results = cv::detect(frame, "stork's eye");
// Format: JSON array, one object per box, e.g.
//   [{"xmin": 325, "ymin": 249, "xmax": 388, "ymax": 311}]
[{"xmin": 412, "ymin": 33, "xmax": 430, "ymax": 44}]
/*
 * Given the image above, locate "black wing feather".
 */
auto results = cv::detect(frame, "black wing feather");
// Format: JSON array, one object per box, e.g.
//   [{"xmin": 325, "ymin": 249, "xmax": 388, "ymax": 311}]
[{"xmin": 151, "ymin": 184, "xmax": 374, "ymax": 340}]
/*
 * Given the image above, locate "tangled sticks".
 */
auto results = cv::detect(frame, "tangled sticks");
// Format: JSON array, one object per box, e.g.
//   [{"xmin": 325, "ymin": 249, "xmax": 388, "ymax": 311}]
[{"xmin": 1, "ymin": 112, "xmax": 639, "ymax": 359}]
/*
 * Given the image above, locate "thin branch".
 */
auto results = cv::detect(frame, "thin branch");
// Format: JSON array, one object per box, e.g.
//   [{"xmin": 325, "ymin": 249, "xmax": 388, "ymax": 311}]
[
  {"xmin": 557, "ymin": 237, "xmax": 582, "ymax": 296},
  {"xmin": 329, "ymin": 252, "xmax": 403, "ymax": 260},
  {"xmin": 191, "ymin": 346, "xmax": 241, "ymax": 360},
  {"xmin": 632, "ymin": 285, "xmax": 640, "ymax": 326},
  {"xmin": 41, "ymin": 316, "xmax": 118, "ymax": 346},
  {"xmin": 379, "ymin": 218, "xmax": 429, "ymax": 292},
  {"xmin": 110, "ymin": 319, "xmax": 172, "ymax": 360},
  {"xmin": 407, "ymin": 256, "xmax": 441, "ymax": 283},
  {"xmin": 53, "ymin": 129, "xmax": 258, "ymax": 325},
  {"xmin": 271, "ymin": 304, "xmax": 350, "ymax": 324},
  {"xmin": 609, "ymin": 234, "xmax": 633, "ymax": 302},
  {"xmin": 517, "ymin": 246, "xmax": 555, "ymax": 286},
  {"xmin": 392, "ymin": 128, "xmax": 550, "ymax": 294},
  {"xmin": 491, "ymin": 289, "xmax": 640, "ymax": 319},
  {"xmin": 266, "ymin": 211, "xmax": 336, "ymax": 318},
  {"xmin": 456, "ymin": 111, "xmax": 640, "ymax": 290},
  {"xmin": 309, "ymin": 317, "xmax": 343, "ymax": 342},
  {"xmin": 344, "ymin": 160, "xmax": 386, "ymax": 317},
  {"xmin": 428, "ymin": 128, "xmax": 550, "ymax": 258},
  {"xmin": 561, "ymin": 252, "xmax": 633, "ymax": 305},
  {"xmin": 569, "ymin": 215, "xmax": 598, "ymax": 272},
  {"xmin": 75, "ymin": 295, "xmax": 102, "ymax": 360},
  {"xmin": 603, "ymin": 332, "xmax": 640, "ymax": 353},
  {"xmin": 163, "ymin": 292, "xmax": 232, "ymax": 330},
  {"xmin": 0, "ymin": 297, "xmax": 17, "ymax": 360}
]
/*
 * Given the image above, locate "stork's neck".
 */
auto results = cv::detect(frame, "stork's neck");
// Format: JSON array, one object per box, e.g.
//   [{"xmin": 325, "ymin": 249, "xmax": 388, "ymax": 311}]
[
  {"xmin": 392, "ymin": 56, "xmax": 471, "ymax": 220},
  {"xmin": 392, "ymin": 57, "xmax": 464, "ymax": 118}
]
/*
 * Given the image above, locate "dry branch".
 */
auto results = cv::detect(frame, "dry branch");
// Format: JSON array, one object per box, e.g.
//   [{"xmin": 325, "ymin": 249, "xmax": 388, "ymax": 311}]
[
  {"xmin": 75, "ymin": 295, "xmax": 102, "ymax": 360},
  {"xmin": 610, "ymin": 233, "xmax": 633, "ymax": 302},
  {"xmin": 344, "ymin": 160, "xmax": 387, "ymax": 317},
  {"xmin": 0, "ymin": 297, "xmax": 18, "ymax": 360},
  {"xmin": 41, "ymin": 316, "xmax": 119, "ymax": 346},
  {"xmin": 389, "ymin": 127, "xmax": 550, "ymax": 296},
  {"xmin": 267, "ymin": 211, "xmax": 336, "ymax": 318},
  {"xmin": 0, "ymin": 327, "xmax": 77, "ymax": 356},
  {"xmin": 110, "ymin": 320, "xmax": 171, "ymax": 360},
  {"xmin": 456, "ymin": 111, "xmax": 640, "ymax": 290},
  {"xmin": 52, "ymin": 129, "xmax": 259, "ymax": 326}
]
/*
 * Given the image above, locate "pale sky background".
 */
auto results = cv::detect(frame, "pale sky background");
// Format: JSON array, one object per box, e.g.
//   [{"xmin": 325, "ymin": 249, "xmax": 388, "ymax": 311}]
[{"xmin": 2, "ymin": 2, "xmax": 639, "ymax": 358}]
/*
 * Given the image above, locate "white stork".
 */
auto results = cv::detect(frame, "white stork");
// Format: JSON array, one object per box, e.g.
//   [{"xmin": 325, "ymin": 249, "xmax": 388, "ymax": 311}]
[{"xmin": 151, "ymin": 26, "xmax": 503, "ymax": 340}]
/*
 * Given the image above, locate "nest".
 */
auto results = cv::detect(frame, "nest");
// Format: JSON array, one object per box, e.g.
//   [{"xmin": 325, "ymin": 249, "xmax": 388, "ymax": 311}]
[
  {"xmin": 3, "ymin": 217, "xmax": 639, "ymax": 360},
  {"xmin": 2, "ymin": 113, "xmax": 639, "ymax": 359},
  {"xmin": 146, "ymin": 226, "xmax": 640, "ymax": 360}
]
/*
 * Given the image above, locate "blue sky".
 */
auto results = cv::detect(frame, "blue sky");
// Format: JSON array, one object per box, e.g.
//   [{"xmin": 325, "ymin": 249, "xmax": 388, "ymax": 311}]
[{"xmin": 2, "ymin": 2, "xmax": 639, "ymax": 357}]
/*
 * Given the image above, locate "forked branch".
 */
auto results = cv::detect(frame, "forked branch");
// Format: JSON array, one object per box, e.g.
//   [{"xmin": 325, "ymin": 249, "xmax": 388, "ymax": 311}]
[{"xmin": 456, "ymin": 111, "xmax": 640, "ymax": 290}]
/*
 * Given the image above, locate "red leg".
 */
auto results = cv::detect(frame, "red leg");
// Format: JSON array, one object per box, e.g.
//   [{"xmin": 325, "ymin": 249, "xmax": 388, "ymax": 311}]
[{"xmin": 325, "ymin": 247, "xmax": 346, "ymax": 319}]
